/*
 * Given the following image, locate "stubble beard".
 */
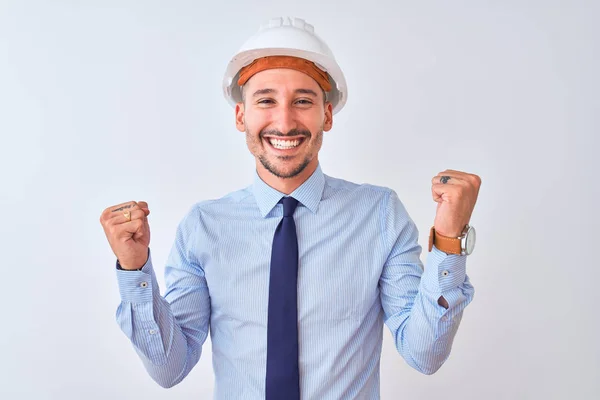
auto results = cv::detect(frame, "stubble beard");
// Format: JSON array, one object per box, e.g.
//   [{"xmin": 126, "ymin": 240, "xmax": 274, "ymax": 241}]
[
  {"xmin": 249, "ymin": 128, "xmax": 323, "ymax": 180},
  {"xmin": 258, "ymin": 153, "xmax": 312, "ymax": 179}
]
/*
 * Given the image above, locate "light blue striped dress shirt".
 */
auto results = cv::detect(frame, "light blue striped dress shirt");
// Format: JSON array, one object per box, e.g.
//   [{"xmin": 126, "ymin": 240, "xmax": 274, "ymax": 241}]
[{"xmin": 115, "ymin": 163, "xmax": 475, "ymax": 399}]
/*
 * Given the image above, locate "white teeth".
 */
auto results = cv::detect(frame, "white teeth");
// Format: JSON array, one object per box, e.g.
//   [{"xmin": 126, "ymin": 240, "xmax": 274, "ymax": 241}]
[{"xmin": 268, "ymin": 138, "xmax": 301, "ymax": 149}]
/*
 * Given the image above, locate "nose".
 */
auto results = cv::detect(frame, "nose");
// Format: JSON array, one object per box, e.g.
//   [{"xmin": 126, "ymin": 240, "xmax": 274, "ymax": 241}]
[{"xmin": 272, "ymin": 104, "xmax": 297, "ymax": 135}]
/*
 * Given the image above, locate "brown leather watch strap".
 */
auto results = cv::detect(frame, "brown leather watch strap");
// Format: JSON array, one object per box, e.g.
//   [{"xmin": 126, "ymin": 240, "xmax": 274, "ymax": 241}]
[{"xmin": 428, "ymin": 226, "xmax": 462, "ymax": 255}]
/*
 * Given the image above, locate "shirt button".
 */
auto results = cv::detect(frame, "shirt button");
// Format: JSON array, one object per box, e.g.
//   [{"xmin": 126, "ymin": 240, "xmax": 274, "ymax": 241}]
[
  {"xmin": 140, "ymin": 281, "xmax": 148, "ymax": 288},
  {"xmin": 441, "ymin": 270, "xmax": 449, "ymax": 277},
  {"xmin": 441, "ymin": 315, "xmax": 448, "ymax": 321},
  {"xmin": 149, "ymin": 329, "xmax": 157, "ymax": 335}
]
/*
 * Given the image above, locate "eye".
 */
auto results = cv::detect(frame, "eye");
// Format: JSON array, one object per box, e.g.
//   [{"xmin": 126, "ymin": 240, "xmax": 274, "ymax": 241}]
[
  {"xmin": 295, "ymin": 99, "xmax": 313, "ymax": 105},
  {"xmin": 257, "ymin": 99, "xmax": 275, "ymax": 105}
]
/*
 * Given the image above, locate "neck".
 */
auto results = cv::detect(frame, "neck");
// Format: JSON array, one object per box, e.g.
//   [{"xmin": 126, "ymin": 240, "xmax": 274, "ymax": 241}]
[{"xmin": 256, "ymin": 159, "xmax": 318, "ymax": 195}]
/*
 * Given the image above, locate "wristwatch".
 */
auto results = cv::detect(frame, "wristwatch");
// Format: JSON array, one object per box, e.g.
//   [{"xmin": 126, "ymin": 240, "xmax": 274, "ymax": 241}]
[{"xmin": 429, "ymin": 224, "xmax": 476, "ymax": 256}]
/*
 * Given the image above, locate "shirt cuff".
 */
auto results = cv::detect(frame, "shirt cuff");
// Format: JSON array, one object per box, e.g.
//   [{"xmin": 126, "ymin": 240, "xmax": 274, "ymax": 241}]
[
  {"xmin": 421, "ymin": 244, "xmax": 467, "ymax": 295},
  {"xmin": 115, "ymin": 248, "xmax": 155, "ymax": 303}
]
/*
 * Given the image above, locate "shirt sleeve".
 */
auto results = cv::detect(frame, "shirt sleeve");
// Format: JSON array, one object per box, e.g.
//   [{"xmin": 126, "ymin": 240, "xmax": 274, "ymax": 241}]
[
  {"xmin": 115, "ymin": 205, "xmax": 210, "ymax": 388},
  {"xmin": 379, "ymin": 189, "xmax": 475, "ymax": 375}
]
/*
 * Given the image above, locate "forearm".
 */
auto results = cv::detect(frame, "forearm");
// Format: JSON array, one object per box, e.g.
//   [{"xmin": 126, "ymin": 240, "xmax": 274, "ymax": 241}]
[
  {"xmin": 115, "ymin": 250, "xmax": 209, "ymax": 388},
  {"xmin": 386, "ymin": 246, "xmax": 474, "ymax": 375}
]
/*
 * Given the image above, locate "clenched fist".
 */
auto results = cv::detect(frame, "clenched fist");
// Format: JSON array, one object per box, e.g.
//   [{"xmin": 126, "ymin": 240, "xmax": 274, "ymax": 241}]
[
  {"xmin": 99, "ymin": 201, "xmax": 151, "ymax": 270},
  {"xmin": 431, "ymin": 170, "xmax": 481, "ymax": 237}
]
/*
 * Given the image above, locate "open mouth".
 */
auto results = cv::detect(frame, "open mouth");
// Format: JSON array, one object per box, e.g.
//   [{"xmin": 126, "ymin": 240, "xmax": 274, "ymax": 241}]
[{"xmin": 264, "ymin": 136, "xmax": 307, "ymax": 151}]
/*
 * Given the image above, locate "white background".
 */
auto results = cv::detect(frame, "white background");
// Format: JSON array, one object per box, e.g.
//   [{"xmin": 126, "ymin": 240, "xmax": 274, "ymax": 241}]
[{"xmin": 0, "ymin": 0, "xmax": 597, "ymax": 399}]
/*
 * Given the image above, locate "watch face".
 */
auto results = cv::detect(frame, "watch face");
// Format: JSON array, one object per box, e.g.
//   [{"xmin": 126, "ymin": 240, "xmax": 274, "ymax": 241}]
[{"xmin": 465, "ymin": 226, "xmax": 476, "ymax": 255}]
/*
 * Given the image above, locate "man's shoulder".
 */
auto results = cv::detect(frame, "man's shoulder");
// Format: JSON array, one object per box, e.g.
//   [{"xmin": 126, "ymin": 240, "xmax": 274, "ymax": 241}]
[
  {"xmin": 323, "ymin": 173, "xmax": 395, "ymax": 198},
  {"xmin": 186, "ymin": 185, "xmax": 254, "ymax": 215}
]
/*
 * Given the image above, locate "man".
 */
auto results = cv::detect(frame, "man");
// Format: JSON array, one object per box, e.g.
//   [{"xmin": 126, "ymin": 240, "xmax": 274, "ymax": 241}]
[{"xmin": 100, "ymin": 17, "xmax": 481, "ymax": 399}]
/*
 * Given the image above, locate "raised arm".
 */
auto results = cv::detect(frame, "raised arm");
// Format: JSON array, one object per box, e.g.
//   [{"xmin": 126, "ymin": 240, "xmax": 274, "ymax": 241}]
[
  {"xmin": 101, "ymin": 202, "xmax": 210, "ymax": 387},
  {"xmin": 379, "ymin": 190, "xmax": 475, "ymax": 374}
]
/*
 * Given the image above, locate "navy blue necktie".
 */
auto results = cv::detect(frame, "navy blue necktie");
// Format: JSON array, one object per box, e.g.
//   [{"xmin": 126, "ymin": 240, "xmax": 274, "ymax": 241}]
[{"xmin": 266, "ymin": 196, "xmax": 300, "ymax": 400}]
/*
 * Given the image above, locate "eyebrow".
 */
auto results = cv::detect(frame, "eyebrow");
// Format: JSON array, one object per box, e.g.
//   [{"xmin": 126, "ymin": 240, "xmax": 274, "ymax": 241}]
[
  {"xmin": 252, "ymin": 88, "xmax": 318, "ymax": 97},
  {"xmin": 295, "ymin": 88, "xmax": 318, "ymax": 97}
]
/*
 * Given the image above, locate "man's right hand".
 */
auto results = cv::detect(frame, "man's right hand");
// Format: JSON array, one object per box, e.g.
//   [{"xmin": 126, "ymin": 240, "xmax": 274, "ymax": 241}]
[{"xmin": 100, "ymin": 201, "xmax": 151, "ymax": 270}]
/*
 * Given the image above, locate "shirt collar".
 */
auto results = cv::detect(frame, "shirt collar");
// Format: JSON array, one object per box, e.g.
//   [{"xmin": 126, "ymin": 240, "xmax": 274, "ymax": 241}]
[{"xmin": 252, "ymin": 163, "xmax": 325, "ymax": 218}]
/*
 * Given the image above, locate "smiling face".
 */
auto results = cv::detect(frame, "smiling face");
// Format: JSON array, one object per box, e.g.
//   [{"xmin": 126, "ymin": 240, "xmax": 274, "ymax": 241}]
[{"xmin": 235, "ymin": 68, "xmax": 333, "ymax": 193}]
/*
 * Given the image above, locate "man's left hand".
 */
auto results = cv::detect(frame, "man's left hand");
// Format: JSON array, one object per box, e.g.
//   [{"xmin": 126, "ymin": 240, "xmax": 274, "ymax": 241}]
[{"xmin": 431, "ymin": 169, "xmax": 482, "ymax": 237}]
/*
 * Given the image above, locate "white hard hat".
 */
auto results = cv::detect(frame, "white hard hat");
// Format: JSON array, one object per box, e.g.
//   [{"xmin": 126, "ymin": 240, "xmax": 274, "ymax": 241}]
[{"xmin": 223, "ymin": 17, "xmax": 348, "ymax": 114}]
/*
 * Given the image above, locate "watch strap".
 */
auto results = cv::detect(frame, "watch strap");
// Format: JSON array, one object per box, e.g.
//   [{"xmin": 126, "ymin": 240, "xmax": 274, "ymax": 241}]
[{"xmin": 428, "ymin": 226, "xmax": 462, "ymax": 255}]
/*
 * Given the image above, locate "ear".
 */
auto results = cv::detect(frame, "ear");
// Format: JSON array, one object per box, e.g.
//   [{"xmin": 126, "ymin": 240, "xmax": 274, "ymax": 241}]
[
  {"xmin": 235, "ymin": 102, "xmax": 245, "ymax": 132},
  {"xmin": 323, "ymin": 102, "xmax": 333, "ymax": 132}
]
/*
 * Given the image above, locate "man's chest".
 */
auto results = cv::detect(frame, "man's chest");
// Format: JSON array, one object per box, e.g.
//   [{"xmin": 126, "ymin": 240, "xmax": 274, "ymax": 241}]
[{"xmin": 198, "ymin": 211, "xmax": 386, "ymax": 325}]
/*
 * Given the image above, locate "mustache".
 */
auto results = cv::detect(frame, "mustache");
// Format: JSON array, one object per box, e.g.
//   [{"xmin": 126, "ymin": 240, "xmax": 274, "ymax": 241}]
[{"xmin": 260, "ymin": 128, "xmax": 311, "ymax": 138}]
